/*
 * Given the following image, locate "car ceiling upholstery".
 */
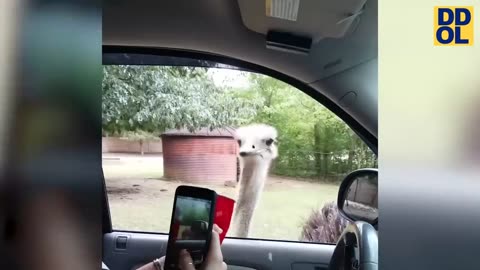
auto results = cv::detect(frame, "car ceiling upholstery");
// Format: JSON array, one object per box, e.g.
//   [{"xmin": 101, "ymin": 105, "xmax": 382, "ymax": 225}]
[{"xmin": 103, "ymin": 0, "xmax": 378, "ymax": 138}]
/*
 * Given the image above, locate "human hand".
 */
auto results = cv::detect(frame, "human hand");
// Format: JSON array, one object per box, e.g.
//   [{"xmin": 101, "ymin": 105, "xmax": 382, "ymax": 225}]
[
  {"xmin": 177, "ymin": 224, "xmax": 227, "ymax": 270},
  {"xmin": 138, "ymin": 224, "xmax": 227, "ymax": 270}
]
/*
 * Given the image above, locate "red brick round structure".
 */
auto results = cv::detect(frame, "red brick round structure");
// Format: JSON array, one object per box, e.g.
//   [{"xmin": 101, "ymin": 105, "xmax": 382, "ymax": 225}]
[{"xmin": 161, "ymin": 127, "xmax": 239, "ymax": 184}]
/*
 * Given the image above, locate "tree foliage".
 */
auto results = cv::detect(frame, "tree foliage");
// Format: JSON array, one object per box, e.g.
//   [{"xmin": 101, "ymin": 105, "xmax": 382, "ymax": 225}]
[
  {"xmin": 103, "ymin": 65, "xmax": 258, "ymax": 135},
  {"xmin": 239, "ymin": 73, "xmax": 376, "ymax": 180}
]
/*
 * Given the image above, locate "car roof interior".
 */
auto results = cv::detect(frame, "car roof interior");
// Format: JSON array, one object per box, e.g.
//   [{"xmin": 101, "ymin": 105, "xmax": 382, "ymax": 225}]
[{"xmin": 103, "ymin": 0, "xmax": 378, "ymax": 149}]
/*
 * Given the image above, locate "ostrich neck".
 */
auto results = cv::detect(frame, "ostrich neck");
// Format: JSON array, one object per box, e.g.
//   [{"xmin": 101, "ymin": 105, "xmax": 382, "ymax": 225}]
[{"xmin": 238, "ymin": 158, "xmax": 272, "ymax": 203}]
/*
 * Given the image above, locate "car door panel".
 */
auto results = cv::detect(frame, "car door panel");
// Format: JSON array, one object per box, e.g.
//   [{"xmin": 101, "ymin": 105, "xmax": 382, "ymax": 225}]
[{"xmin": 103, "ymin": 232, "xmax": 334, "ymax": 270}]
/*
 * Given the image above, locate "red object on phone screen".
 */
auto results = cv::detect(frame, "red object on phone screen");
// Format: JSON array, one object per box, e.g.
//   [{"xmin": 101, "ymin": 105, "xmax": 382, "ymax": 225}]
[{"xmin": 214, "ymin": 195, "xmax": 235, "ymax": 244}]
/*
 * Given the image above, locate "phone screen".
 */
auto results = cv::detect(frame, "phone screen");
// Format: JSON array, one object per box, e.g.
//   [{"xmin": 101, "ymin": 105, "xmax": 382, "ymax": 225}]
[{"xmin": 166, "ymin": 194, "xmax": 213, "ymax": 269}]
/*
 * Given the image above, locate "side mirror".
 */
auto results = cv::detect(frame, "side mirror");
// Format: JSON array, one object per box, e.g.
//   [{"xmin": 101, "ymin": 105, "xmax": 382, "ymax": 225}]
[{"xmin": 338, "ymin": 168, "xmax": 378, "ymax": 224}]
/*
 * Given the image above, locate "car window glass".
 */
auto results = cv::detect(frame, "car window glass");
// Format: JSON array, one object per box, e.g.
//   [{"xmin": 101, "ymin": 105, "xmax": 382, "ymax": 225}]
[{"xmin": 102, "ymin": 64, "xmax": 377, "ymax": 244}]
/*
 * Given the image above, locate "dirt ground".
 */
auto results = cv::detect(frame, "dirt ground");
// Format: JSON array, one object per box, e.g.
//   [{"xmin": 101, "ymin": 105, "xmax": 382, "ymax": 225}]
[
  {"xmin": 106, "ymin": 173, "xmax": 320, "ymax": 201},
  {"xmin": 104, "ymin": 153, "xmax": 339, "ymax": 242}
]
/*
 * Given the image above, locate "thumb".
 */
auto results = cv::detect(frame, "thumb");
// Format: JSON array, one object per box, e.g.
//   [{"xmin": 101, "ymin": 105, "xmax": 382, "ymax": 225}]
[
  {"xmin": 204, "ymin": 225, "xmax": 223, "ymax": 264},
  {"xmin": 178, "ymin": 249, "xmax": 196, "ymax": 270}
]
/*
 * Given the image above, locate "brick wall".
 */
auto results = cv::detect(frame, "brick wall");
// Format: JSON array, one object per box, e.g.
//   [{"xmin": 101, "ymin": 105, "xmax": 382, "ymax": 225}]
[
  {"xmin": 102, "ymin": 137, "xmax": 163, "ymax": 154},
  {"xmin": 162, "ymin": 136, "xmax": 237, "ymax": 184}
]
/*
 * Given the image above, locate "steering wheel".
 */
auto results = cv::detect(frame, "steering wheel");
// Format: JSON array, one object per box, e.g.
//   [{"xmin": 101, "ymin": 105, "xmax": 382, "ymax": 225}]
[{"xmin": 328, "ymin": 221, "xmax": 378, "ymax": 270}]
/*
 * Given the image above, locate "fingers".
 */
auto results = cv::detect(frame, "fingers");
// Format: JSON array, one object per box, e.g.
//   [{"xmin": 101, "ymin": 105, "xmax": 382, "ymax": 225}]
[
  {"xmin": 159, "ymin": 256, "xmax": 165, "ymax": 269},
  {"xmin": 178, "ymin": 249, "xmax": 195, "ymax": 270},
  {"xmin": 204, "ymin": 224, "xmax": 224, "ymax": 266},
  {"xmin": 178, "ymin": 224, "xmax": 226, "ymax": 270},
  {"xmin": 209, "ymin": 227, "xmax": 222, "ymax": 259},
  {"xmin": 213, "ymin": 224, "xmax": 223, "ymax": 235}
]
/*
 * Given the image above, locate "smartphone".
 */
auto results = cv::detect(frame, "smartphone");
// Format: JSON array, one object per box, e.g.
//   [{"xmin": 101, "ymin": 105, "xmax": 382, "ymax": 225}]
[{"xmin": 164, "ymin": 186, "xmax": 217, "ymax": 270}]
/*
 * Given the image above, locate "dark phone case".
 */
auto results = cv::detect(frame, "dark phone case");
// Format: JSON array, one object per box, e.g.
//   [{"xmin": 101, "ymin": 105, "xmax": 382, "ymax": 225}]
[{"xmin": 164, "ymin": 186, "xmax": 217, "ymax": 270}]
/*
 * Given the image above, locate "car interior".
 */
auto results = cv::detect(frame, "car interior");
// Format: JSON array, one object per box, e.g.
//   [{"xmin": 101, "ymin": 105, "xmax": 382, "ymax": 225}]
[{"xmin": 102, "ymin": 1, "xmax": 378, "ymax": 270}]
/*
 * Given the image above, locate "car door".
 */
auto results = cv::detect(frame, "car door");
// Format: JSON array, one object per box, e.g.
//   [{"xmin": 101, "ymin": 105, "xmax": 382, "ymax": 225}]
[
  {"xmin": 101, "ymin": 52, "xmax": 377, "ymax": 270},
  {"xmin": 103, "ymin": 228, "xmax": 334, "ymax": 270}
]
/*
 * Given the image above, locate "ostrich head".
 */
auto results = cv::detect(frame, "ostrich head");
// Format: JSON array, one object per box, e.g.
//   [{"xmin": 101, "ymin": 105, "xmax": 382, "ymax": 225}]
[{"xmin": 235, "ymin": 124, "xmax": 278, "ymax": 161}]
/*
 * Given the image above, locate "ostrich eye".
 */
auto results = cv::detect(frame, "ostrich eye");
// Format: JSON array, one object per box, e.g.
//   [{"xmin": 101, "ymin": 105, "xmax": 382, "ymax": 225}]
[
  {"xmin": 265, "ymin": 138, "xmax": 274, "ymax": 146},
  {"xmin": 252, "ymin": 145, "xmax": 255, "ymax": 149}
]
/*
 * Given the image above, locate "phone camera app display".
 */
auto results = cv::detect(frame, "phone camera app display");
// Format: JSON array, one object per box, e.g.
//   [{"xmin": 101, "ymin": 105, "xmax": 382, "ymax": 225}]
[{"xmin": 170, "ymin": 196, "xmax": 212, "ymax": 264}]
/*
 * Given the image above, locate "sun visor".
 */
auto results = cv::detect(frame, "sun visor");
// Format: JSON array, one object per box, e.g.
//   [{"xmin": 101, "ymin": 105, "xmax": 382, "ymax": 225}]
[{"xmin": 237, "ymin": 0, "xmax": 367, "ymax": 43}]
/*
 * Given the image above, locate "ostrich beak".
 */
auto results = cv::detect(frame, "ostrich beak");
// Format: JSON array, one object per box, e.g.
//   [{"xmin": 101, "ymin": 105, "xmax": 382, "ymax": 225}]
[{"xmin": 255, "ymin": 148, "xmax": 269, "ymax": 159}]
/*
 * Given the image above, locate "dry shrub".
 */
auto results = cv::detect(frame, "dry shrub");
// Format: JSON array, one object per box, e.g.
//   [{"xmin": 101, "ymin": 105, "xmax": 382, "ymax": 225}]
[{"xmin": 299, "ymin": 201, "xmax": 350, "ymax": 244}]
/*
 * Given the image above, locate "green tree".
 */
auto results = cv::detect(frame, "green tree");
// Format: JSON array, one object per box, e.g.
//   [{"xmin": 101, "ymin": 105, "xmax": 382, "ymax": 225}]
[
  {"xmin": 102, "ymin": 65, "xmax": 258, "ymax": 136},
  {"xmin": 239, "ymin": 73, "xmax": 376, "ymax": 181}
]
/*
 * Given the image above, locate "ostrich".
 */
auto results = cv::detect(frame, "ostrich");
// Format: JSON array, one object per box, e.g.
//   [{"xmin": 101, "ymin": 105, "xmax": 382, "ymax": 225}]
[{"xmin": 231, "ymin": 124, "xmax": 278, "ymax": 238}]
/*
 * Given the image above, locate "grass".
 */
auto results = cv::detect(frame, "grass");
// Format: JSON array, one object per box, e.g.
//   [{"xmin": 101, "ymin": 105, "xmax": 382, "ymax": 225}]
[
  {"xmin": 252, "ymin": 185, "xmax": 339, "ymax": 240},
  {"xmin": 104, "ymin": 154, "xmax": 339, "ymax": 242}
]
